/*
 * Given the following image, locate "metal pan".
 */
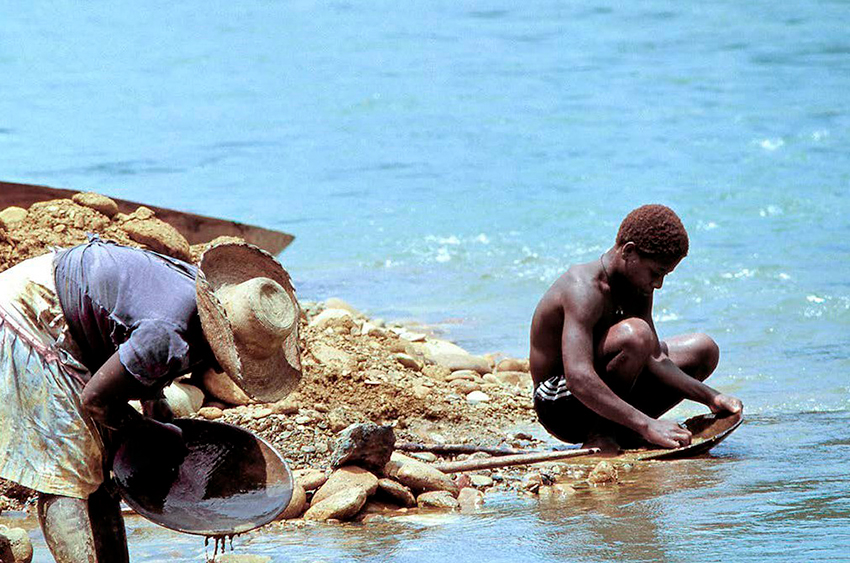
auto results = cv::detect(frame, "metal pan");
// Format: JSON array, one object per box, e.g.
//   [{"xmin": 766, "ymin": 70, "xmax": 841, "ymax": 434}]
[{"xmin": 112, "ymin": 419, "xmax": 293, "ymax": 536}]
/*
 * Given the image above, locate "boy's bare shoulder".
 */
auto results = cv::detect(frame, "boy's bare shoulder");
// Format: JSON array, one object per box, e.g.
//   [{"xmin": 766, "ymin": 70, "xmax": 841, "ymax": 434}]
[{"xmin": 538, "ymin": 262, "xmax": 603, "ymax": 317}]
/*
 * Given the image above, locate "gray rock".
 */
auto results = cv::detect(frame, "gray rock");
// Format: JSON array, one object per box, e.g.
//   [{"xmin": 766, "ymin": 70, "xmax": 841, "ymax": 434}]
[
  {"xmin": 330, "ymin": 423, "xmax": 395, "ymax": 472},
  {"xmin": 417, "ymin": 491, "xmax": 460, "ymax": 510}
]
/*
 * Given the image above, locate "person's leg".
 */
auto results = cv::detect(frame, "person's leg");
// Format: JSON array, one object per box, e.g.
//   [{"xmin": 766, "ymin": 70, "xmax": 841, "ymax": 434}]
[
  {"xmin": 629, "ymin": 332, "xmax": 720, "ymax": 419},
  {"xmin": 37, "ymin": 483, "xmax": 128, "ymax": 563}
]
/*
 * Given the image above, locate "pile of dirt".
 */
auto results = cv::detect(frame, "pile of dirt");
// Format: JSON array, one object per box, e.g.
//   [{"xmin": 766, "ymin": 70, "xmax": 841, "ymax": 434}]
[{"xmin": 0, "ymin": 191, "xmax": 544, "ymax": 514}]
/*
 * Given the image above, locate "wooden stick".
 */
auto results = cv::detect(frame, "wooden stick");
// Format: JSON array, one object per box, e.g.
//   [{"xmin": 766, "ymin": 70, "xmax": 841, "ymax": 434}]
[
  {"xmin": 395, "ymin": 442, "xmax": 527, "ymax": 457},
  {"xmin": 433, "ymin": 448, "xmax": 600, "ymax": 473}
]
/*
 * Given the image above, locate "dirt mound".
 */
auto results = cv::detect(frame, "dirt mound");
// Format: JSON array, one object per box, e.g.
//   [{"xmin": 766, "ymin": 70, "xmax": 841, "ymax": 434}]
[{"xmin": 0, "ymin": 191, "xmax": 541, "ymax": 513}]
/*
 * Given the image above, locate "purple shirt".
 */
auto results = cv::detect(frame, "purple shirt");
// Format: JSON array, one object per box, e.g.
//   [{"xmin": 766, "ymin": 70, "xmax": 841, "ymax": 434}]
[{"xmin": 53, "ymin": 236, "xmax": 213, "ymax": 390}]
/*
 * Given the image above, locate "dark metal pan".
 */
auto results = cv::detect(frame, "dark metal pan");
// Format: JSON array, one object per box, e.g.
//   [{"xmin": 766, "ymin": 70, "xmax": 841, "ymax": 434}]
[{"xmin": 112, "ymin": 419, "xmax": 293, "ymax": 536}]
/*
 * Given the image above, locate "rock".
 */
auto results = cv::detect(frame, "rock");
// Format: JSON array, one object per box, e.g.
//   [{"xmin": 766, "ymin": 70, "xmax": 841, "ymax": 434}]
[
  {"xmin": 0, "ymin": 207, "xmax": 27, "ymax": 229},
  {"xmin": 429, "ymin": 353, "xmax": 491, "ymax": 375},
  {"xmin": 411, "ymin": 384, "xmax": 431, "ymax": 399},
  {"xmin": 410, "ymin": 452, "xmax": 438, "ymax": 463},
  {"xmin": 162, "ymin": 381, "xmax": 204, "ymax": 417},
  {"xmin": 122, "ymin": 216, "xmax": 191, "ymax": 261},
  {"xmin": 271, "ymin": 398, "xmax": 299, "ymax": 415},
  {"xmin": 279, "ymin": 483, "xmax": 306, "ymax": 519},
  {"xmin": 457, "ymin": 488, "xmax": 485, "ymax": 512},
  {"xmin": 0, "ymin": 525, "xmax": 32, "ymax": 563},
  {"xmin": 324, "ymin": 298, "xmax": 361, "ymax": 316},
  {"xmin": 385, "ymin": 453, "xmax": 458, "ymax": 495},
  {"xmin": 417, "ymin": 491, "xmax": 460, "ymax": 510},
  {"xmin": 470, "ymin": 474, "xmax": 494, "ymax": 488},
  {"xmin": 202, "ymin": 367, "xmax": 252, "ymax": 405},
  {"xmin": 417, "ymin": 338, "xmax": 469, "ymax": 357},
  {"xmin": 450, "ymin": 380, "xmax": 481, "ymax": 395},
  {"xmin": 311, "ymin": 342, "xmax": 355, "ymax": 370},
  {"xmin": 360, "ymin": 321, "xmax": 386, "ymax": 337},
  {"xmin": 304, "ymin": 488, "xmax": 369, "ymax": 522},
  {"xmin": 71, "ymin": 192, "xmax": 119, "ymax": 217},
  {"xmin": 327, "ymin": 408, "xmax": 350, "ymax": 433},
  {"xmin": 197, "ymin": 406, "xmax": 223, "ymax": 420},
  {"xmin": 294, "ymin": 469, "xmax": 329, "ymax": 492},
  {"xmin": 482, "ymin": 374, "xmax": 499, "ymax": 384},
  {"xmin": 330, "ymin": 423, "xmax": 395, "ymax": 473},
  {"xmin": 312, "ymin": 466, "xmax": 379, "ymax": 505},
  {"xmin": 587, "ymin": 461, "xmax": 619, "ymax": 485},
  {"xmin": 446, "ymin": 370, "xmax": 479, "ymax": 382},
  {"xmin": 466, "ymin": 391, "xmax": 490, "ymax": 405},
  {"xmin": 376, "ymin": 478, "xmax": 417, "ymax": 507},
  {"xmin": 422, "ymin": 364, "xmax": 451, "ymax": 381},
  {"xmin": 538, "ymin": 484, "xmax": 576, "ymax": 498},
  {"xmin": 394, "ymin": 353, "xmax": 422, "ymax": 371},
  {"xmin": 496, "ymin": 358, "xmax": 530, "ymax": 373},
  {"xmin": 493, "ymin": 371, "xmax": 527, "ymax": 387},
  {"xmin": 522, "ymin": 473, "xmax": 543, "ymax": 494},
  {"xmin": 309, "ymin": 308, "xmax": 353, "ymax": 329}
]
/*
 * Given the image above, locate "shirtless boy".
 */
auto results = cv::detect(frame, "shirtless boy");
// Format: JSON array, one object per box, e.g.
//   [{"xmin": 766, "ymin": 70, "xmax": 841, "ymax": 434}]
[{"xmin": 530, "ymin": 204, "xmax": 742, "ymax": 453}]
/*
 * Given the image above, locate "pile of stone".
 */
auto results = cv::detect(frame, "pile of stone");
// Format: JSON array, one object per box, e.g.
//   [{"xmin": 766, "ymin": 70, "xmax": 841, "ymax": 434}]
[{"xmin": 277, "ymin": 423, "xmax": 482, "ymax": 523}]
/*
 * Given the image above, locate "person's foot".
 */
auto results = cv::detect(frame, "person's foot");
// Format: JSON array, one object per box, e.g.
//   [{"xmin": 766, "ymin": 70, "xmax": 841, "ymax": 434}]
[{"xmin": 582, "ymin": 433, "xmax": 621, "ymax": 455}]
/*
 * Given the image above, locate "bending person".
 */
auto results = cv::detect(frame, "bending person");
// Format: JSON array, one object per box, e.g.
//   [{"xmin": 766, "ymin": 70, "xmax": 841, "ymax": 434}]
[{"xmin": 0, "ymin": 235, "xmax": 301, "ymax": 562}]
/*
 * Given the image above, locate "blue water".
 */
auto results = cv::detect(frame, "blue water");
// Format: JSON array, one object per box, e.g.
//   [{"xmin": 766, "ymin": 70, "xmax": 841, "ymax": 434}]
[{"xmin": 1, "ymin": 1, "xmax": 849, "ymax": 561}]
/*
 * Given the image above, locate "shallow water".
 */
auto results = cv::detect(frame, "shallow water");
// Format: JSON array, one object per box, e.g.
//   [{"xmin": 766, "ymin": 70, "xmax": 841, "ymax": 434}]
[{"xmin": 1, "ymin": 1, "xmax": 848, "ymax": 561}]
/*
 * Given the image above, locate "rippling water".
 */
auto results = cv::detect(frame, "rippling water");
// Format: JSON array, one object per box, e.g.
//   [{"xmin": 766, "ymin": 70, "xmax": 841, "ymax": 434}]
[{"xmin": 1, "ymin": 1, "xmax": 848, "ymax": 561}]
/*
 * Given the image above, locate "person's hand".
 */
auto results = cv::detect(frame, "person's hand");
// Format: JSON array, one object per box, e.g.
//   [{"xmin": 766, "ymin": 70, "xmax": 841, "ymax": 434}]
[
  {"xmin": 122, "ymin": 417, "xmax": 188, "ymax": 470},
  {"xmin": 710, "ymin": 393, "xmax": 743, "ymax": 415},
  {"xmin": 642, "ymin": 418, "xmax": 692, "ymax": 449}
]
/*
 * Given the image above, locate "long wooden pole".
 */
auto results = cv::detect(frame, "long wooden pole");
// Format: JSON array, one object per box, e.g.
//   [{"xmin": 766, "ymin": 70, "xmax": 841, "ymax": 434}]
[
  {"xmin": 396, "ymin": 442, "xmax": 527, "ymax": 456},
  {"xmin": 433, "ymin": 448, "xmax": 600, "ymax": 473}
]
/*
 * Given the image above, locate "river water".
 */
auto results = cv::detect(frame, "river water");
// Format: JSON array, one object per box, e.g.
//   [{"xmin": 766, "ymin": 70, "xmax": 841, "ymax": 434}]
[{"xmin": 1, "ymin": 1, "xmax": 849, "ymax": 561}]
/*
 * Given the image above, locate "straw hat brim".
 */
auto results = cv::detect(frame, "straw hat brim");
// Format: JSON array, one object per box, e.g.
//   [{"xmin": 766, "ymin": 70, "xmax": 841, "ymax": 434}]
[{"xmin": 196, "ymin": 242, "xmax": 301, "ymax": 403}]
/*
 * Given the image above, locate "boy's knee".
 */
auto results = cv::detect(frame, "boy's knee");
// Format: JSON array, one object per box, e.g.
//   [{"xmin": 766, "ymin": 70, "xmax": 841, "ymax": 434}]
[
  {"xmin": 616, "ymin": 318, "xmax": 656, "ymax": 357},
  {"xmin": 695, "ymin": 333, "xmax": 720, "ymax": 378}
]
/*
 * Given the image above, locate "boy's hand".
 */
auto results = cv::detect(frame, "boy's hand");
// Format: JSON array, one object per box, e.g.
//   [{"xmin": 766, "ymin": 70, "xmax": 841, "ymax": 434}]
[
  {"xmin": 642, "ymin": 418, "xmax": 692, "ymax": 449},
  {"xmin": 710, "ymin": 393, "xmax": 743, "ymax": 415}
]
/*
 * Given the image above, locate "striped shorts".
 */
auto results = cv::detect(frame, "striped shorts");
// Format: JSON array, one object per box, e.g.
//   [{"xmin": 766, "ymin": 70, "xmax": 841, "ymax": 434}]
[{"xmin": 533, "ymin": 374, "xmax": 600, "ymax": 445}]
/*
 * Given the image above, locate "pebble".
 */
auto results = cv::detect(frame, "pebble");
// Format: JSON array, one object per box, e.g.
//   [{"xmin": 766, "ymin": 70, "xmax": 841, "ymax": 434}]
[
  {"xmin": 470, "ymin": 474, "xmax": 494, "ymax": 488},
  {"xmin": 587, "ymin": 461, "xmax": 619, "ymax": 485},
  {"xmin": 71, "ymin": 192, "xmax": 119, "ymax": 217},
  {"xmin": 466, "ymin": 391, "xmax": 490, "ymax": 404},
  {"xmin": 197, "ymin": 406, "xmax": 223, "ymax": 420},
  {"xmin": 385, "ymin": 453, "xmax": 458, "ymax": 495},
  {"xmin": 308, "ymin": 308, "xmax": 353, "ymax": 329},
  {"xmin": 446, "ymin": 370, "xmax": 479, "ymax": 382},
  {"xmin": 394, "ymin": 353, "xmax": 422, "ymax": 371},
  {"xmin": 495, "ymin": 358, "xmax": 529, "ymax": 373},
  {"xmin": 417, "ymin": 491, "xmax": 460, "ymax": 510},
  {"xmin": 0, "ymin": 207, "xmax": 27, "ymax": 229},
  {"xmin": 295, "ymin": 415, "xmax": 312, "ymax": 425}
]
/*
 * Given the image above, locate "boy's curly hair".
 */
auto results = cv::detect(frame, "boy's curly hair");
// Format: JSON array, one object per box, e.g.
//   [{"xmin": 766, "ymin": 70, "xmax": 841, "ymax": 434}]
[{"xmin": 616, "ymin": 204, "xmax": 689, "ymax": 260}]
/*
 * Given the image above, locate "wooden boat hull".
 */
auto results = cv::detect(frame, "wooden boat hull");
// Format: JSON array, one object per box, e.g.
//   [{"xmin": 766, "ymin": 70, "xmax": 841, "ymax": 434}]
[{"xmin": 0, "ymin": 180, "xmax": 294, "ymax": 255}]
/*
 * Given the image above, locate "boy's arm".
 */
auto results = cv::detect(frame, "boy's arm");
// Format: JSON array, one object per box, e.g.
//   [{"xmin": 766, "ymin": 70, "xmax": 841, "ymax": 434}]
[{"xmin": 561, "ymin": 286, "xmax": 691, "ymax": 448}]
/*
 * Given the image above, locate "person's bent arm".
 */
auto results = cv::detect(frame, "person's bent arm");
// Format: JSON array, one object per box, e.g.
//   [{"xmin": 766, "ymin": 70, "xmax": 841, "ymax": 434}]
[{"xmin": 560, "ymin": 289, "xmax": 691, "ymax": 448}]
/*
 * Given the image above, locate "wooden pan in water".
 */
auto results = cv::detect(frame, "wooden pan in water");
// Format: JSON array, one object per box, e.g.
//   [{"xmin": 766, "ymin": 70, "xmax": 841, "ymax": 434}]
[
  {"xmin": 638, "ymin": 410, "xmax": 744, "ymax": 461},
  {"xmin": 112, "ymin": 419, "xmax": 293, "ymax": 536}
]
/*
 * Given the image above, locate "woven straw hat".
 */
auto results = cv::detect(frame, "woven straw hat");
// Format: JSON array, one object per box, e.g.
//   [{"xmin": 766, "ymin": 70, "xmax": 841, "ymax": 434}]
[{"xmin": 196, "ymin": 241, "xmax": 301, "ymax": 402}]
